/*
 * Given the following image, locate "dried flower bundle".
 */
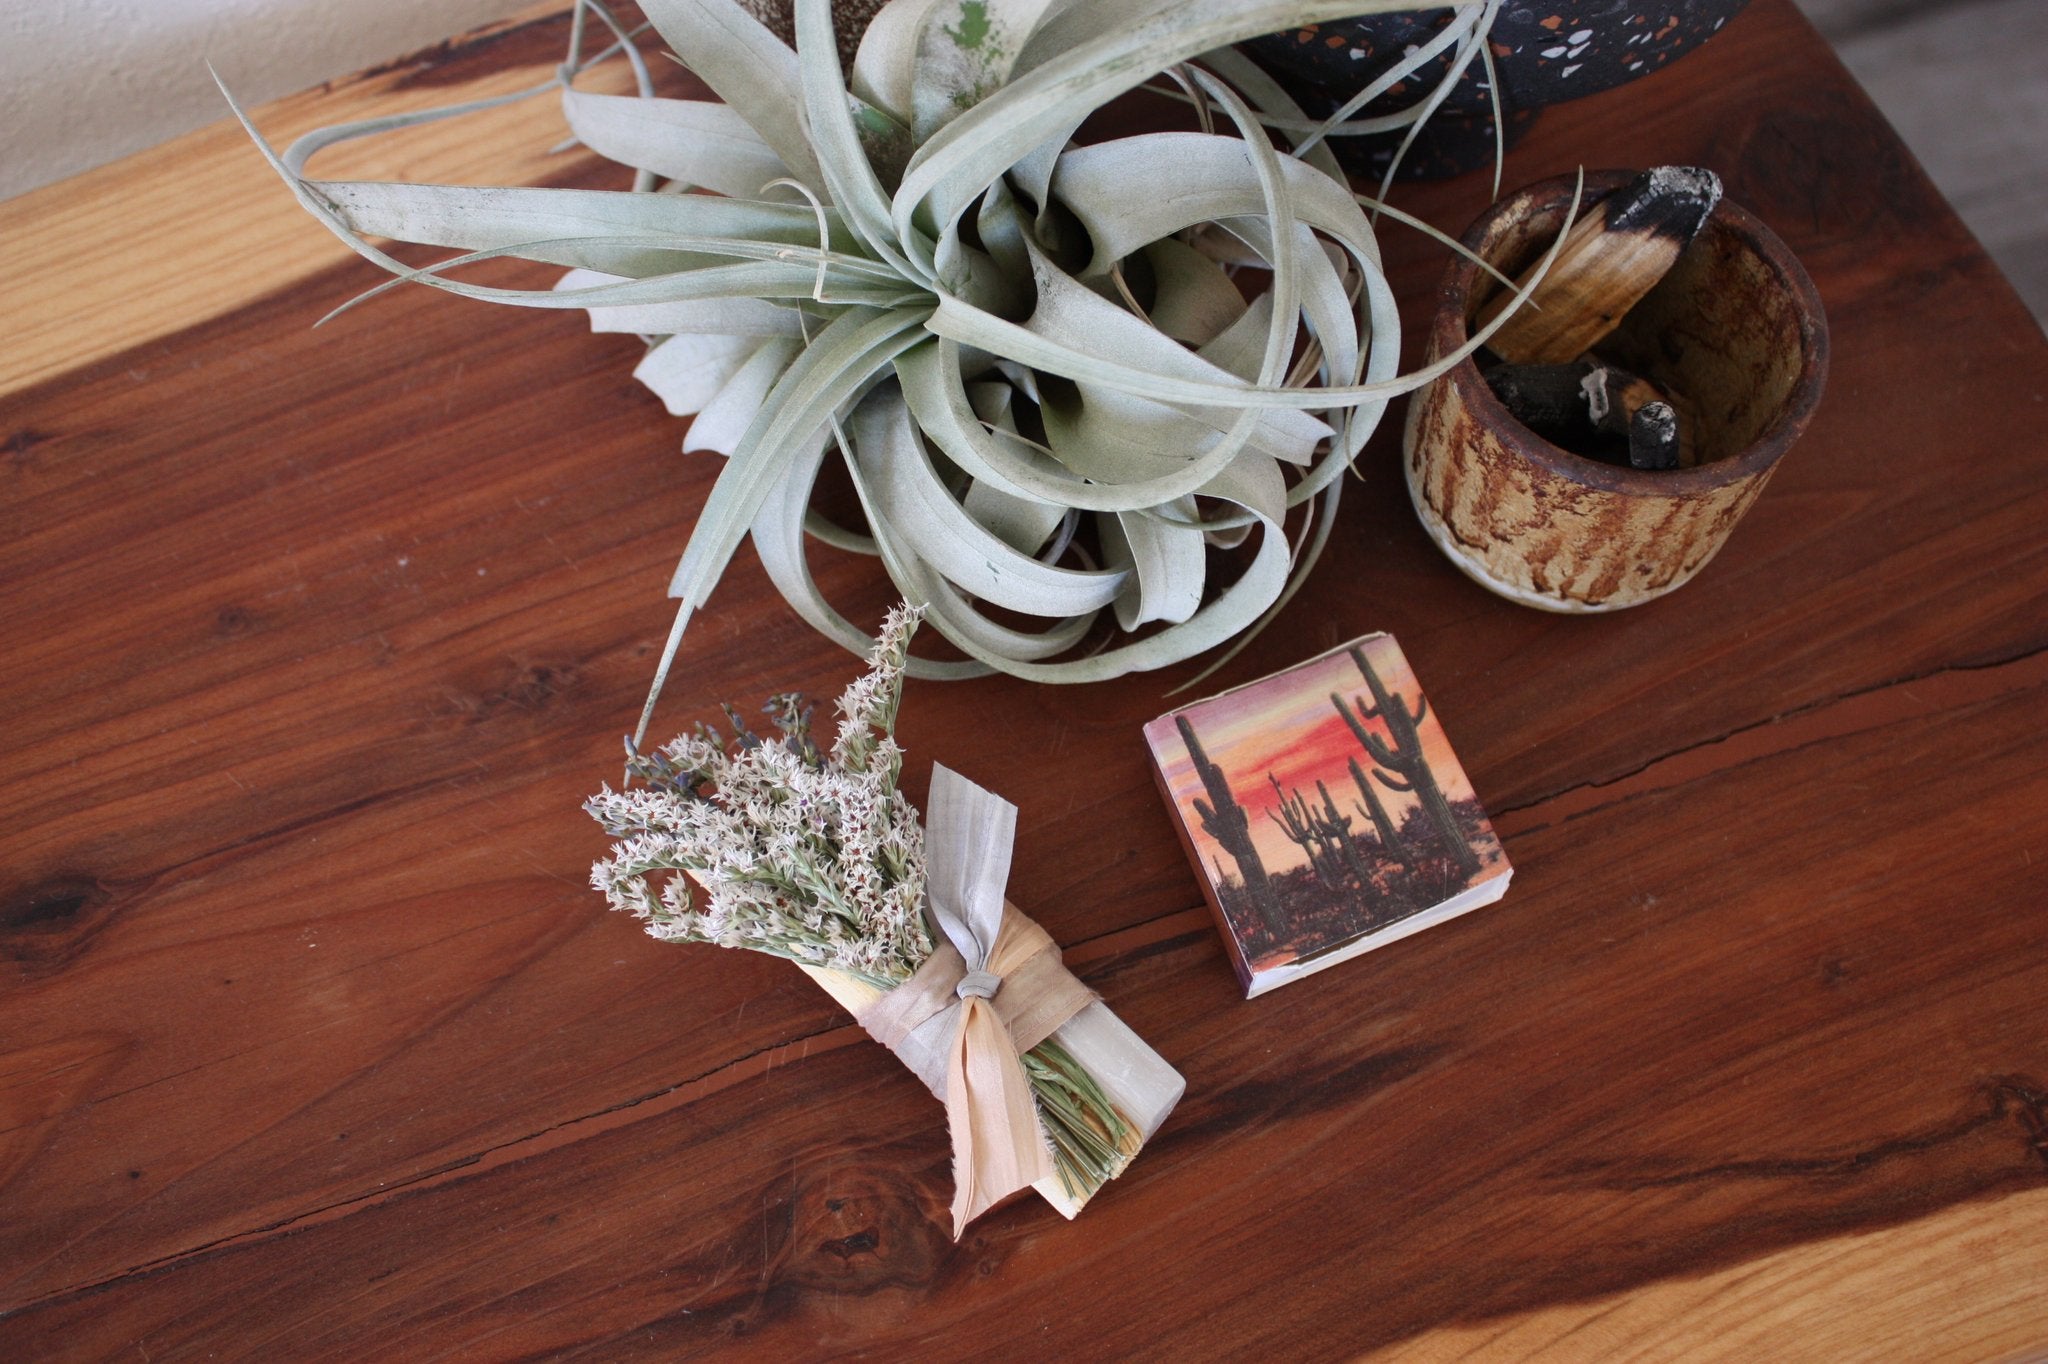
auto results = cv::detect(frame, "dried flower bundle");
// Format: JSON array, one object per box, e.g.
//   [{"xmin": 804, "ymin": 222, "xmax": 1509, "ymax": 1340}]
[
  {"xmin": 587, "ymin": 604, "xmax": 932, "ymax": 988},
  {"xmin": 232, "ymin": 0, "xmax": 1572, "ymax": 744},
  {"xmin": 586, "ymin": 604, "xmax": 1133, "ymax": 1205}
]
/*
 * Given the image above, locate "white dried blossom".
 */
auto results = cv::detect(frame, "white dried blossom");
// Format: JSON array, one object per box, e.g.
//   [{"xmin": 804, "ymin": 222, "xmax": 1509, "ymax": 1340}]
[
  {"xmin": 832, "ymin": 603, "xmax": 922, "ymax": 779},
  {"xmin": 584, "ymin": 606, "xmax": 935, "ymax": 987}
]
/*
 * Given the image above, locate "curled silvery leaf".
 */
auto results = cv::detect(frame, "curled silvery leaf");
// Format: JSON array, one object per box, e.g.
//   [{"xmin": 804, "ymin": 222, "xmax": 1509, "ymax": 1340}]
[{"xmin": 230, "ymin": 0, "xmax": 1571, "ymax": 742}]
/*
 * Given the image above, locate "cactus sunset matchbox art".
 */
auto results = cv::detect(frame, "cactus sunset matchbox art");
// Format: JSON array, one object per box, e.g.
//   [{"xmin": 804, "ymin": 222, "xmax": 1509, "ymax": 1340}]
[{"xmin": 1144, "ymin": 635, "xmax": 1511, "ymax": 997}]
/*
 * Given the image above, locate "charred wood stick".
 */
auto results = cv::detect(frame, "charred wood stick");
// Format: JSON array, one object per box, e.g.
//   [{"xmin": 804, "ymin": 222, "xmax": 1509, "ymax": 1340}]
[
  {"xmin": 1628, "ymin": 401, "xmax": 1681, "ymax": 470},
  {"xmin": 1485, "ymin": 359, "xmax": 1690, "ymax": 470},
  {"xmin": 1483, "ymin": 361, "xmax": 1601, "ymax": 434},
  {"xmin": 1584, "ymin": 366, "xmax": 1666, "ymax": 433},
  {"xmin": 1477, "ymin": 166, "xmax": 1723, "ymax": 365},
  {"xmin": 1485, "ymin": 358, "xmax": 1673, "ymax": 445}
]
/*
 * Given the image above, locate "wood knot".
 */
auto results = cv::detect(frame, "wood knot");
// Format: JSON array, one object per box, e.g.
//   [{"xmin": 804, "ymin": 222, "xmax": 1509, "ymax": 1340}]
[
  {"xmin": 6, "ymin": 428, "xmax": 55, "ymax": 470},
  {"xmin": 215, "ymin": 604, "xmax": 258, "ymax": 637},
  {"xmin": 1988, "ymin": 1078, "xmax": 2048, "ymax": 1172},
  {"xmin": 438, "ymin": 657, "xmax": 585, "ymax": 726},
  {"xmin": 819, "ymin": 1228, "xmax": 879, "ymax": 1260},
  {"xmin": 1, "ymin": 877, "xmax": 119, "ymax": 976},
  {"xmin": 766, "ymin": 1158, "xmax": 949, "ymax": 1296}
]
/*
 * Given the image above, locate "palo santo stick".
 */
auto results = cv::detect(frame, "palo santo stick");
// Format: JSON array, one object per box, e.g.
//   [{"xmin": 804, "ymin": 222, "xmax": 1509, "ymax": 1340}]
[{"xmin": 1478, "ymin": 166, "xmax": 1723, "ymax": 364}]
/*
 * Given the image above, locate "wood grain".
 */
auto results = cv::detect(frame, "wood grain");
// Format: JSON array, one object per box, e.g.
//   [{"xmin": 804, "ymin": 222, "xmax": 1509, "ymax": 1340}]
[
  {"xmin": 7, "ymin": 680, "xmax": 2046, "ymax": 1358},
  {"xmin": 1795, "ymin": 0, "xmax": 2048, "ymax": 325},
  {"xmin": 0, "ymin": 3, "xmax": 627, "ymax": 398},
  {"xmin": 1366, "ymin": 1187, "xmax": 2048, "ymax": 1363},
  {"xmin": 2, "ymin": 0, "xmax": 2046, "ymax": 1357}
]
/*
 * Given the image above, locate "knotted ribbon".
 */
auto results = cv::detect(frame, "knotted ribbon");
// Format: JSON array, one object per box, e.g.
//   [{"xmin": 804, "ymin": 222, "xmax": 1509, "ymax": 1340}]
[{"xmin": 853, "ymin": 764, "xmax": 1098, "ymax": 1237}]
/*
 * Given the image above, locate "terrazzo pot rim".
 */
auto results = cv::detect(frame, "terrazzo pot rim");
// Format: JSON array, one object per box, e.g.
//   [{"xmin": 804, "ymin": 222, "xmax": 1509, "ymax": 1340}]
[{"xmin": 1429, "ymin": 168, "xmax": 1830, "ymax": 496}]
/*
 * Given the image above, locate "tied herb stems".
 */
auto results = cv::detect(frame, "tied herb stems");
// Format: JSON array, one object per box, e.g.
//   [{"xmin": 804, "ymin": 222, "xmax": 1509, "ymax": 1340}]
[{"xmin": 586, "ymin": 604, "xmax": 1131, "ymax": 1200}]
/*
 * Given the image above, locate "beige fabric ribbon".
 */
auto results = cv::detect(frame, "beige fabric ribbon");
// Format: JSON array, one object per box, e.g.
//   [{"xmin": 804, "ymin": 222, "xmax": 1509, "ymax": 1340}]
[{"xmin": 853, "ymin": 765, "xmax": 1097, "ymax": 1238}]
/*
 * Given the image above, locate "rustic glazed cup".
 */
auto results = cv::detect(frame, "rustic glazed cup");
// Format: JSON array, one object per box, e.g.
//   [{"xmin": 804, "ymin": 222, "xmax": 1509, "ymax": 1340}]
[
  {"xmin": 1403, "ymin": 170, "xmax": 1828, "ymax": 612},
  {"xmin": 1246, "ymin": 2, "xmax": 1753, "ymax": 181}
]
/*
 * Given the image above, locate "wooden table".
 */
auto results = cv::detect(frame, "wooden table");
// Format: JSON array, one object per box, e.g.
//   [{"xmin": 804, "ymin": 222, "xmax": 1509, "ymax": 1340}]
[{"xmin": 4, "ymin": 3, "xmax": 2045, "ymax": 1358}]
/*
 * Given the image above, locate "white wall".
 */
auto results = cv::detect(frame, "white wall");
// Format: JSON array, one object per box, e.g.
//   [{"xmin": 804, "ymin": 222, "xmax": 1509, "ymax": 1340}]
[{"xmin": 0, "ymin": 0, "xmax": 534, "ymax": 200}]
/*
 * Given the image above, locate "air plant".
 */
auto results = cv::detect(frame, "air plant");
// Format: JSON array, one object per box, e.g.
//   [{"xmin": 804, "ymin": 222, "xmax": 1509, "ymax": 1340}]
[{"xmin": 228, "ymin": 0, "xmax": 1570, "ymax": 743}]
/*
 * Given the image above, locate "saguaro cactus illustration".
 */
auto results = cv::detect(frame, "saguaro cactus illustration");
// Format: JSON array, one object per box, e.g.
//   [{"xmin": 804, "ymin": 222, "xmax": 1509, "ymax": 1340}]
[
  {"xmin": 1315, "ymin": 780, "xmax": 1373, "ymax": 885},
  {"xmin": 1269, "ymin": 777, "xmax": 1337, "ymax": 885},
  {"xmin": 1267, "ymin": 776, "xmax": 1370, "ymax": 888},
  {"xmin": 1349, "ymin": 755, "xmax": 1411, "ymax": 867},
  {"xmin": 1332, "ymin": 646, "xmax": 1481, "ymax": 881},
  {"xmin": 1176, "ymin": 714, "xmax": 1281, "ymax": 931}
]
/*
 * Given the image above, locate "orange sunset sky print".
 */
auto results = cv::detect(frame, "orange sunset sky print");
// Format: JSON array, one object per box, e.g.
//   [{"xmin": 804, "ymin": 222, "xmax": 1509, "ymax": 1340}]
[{"xmin": 1147, "ymin": 636, "xmax": 1482, "ymax": 878}]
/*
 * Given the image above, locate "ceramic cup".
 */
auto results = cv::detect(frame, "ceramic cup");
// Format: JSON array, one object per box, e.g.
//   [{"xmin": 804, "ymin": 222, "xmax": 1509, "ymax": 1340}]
[
  {"xmin": 1403, "ymin": 169, "xmax": 1828, "ymax": 613},
  {"xmin": 1243, "ymin": 2, "xmax": 1753, "ymax": 181}
]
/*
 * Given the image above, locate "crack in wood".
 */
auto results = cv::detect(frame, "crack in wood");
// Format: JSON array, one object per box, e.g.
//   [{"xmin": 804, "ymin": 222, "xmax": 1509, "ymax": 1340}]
[
  {"xmin": 342, "ymin": 11, "xmax": 572, "ymax": 93},
  {"xmin": 0, "ymin": 1016, "xmax": 867, "ymax": 1316},
  {"xmin": 1493, "ymin": 639, "xmax": 2048, "ymax": 839},
  {"xmin": 1551, "ymin": 1077, "xmax": 2048, "ymax": 1190}
]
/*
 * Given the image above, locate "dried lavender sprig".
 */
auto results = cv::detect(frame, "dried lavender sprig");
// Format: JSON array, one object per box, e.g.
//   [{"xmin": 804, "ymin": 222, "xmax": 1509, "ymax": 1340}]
[{"xmin": 831, "ymin": 602, "xmax": 922, "ymax": 790}]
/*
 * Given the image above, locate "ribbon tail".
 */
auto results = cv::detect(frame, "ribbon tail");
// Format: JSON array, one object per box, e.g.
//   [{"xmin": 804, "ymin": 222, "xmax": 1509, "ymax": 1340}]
[{"xmin": 944, "ymin": 997, "xmax": 1051, "ymax": 1240}]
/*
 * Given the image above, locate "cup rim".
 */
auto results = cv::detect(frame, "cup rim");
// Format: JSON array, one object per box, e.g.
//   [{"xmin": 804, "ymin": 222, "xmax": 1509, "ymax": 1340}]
[{"xmin": 1430, "ymin": 168, "xmax": 1831, "ymax": 496}]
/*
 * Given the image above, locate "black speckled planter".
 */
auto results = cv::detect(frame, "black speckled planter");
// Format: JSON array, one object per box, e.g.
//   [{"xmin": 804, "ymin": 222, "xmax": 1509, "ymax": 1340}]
[{"xmin": 1243, "ymin": 1, "xmax": 1752, "ymax": 181}]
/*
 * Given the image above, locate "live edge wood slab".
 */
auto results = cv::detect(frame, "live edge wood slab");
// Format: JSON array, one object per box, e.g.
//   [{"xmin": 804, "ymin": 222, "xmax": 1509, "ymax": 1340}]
[{"xmin": 1, "ymin": 3, "xmax": 2044, "ymax": 1358}]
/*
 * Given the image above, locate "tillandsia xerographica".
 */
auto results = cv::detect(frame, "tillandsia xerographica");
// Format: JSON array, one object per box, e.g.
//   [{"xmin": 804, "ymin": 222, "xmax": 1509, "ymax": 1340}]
[
  {"xmin": 584, "ymin": 603, "xmax": 1132, "ymax": 1199},
  {"xmin": 230, "ymin": 0, "xmax": 1569, "ymax": 741}
]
